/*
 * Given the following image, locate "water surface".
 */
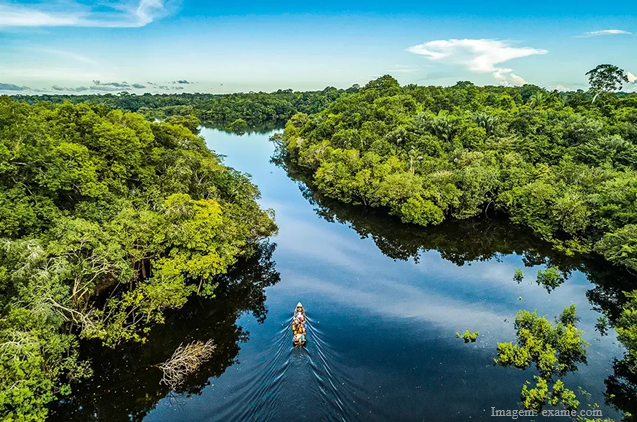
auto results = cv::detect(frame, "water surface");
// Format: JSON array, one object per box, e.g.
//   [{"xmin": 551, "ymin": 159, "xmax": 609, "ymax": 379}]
[{"xmin": 51, "ymin": 129, "xmax": 632, "ymax": 422}]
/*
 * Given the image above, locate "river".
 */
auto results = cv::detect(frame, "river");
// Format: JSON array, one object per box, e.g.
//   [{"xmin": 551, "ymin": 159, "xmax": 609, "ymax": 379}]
[{"xmin": 49, "ymin": 128, "xmax": 632, "ymax": 421}]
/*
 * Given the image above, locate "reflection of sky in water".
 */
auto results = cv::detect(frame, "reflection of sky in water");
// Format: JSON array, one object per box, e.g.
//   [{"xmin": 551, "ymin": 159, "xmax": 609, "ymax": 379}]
[{"xmin": 144, "ymin": 129, "xmax": 624, "ymax": 422}]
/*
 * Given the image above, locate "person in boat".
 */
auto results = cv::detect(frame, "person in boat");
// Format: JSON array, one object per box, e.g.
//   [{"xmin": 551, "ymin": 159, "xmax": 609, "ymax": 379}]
[
  {"xmin": 293, "ymin": 303, "xmax": 306, "ymax": 344},
  {"xmin": 293, "ymin": 326, "xmax": 305, "ymax": 341},
  {"xmin": 294, "ymin": 303, "xmax": 305, "ymax": 326},
  {"xmin": 293, "ymin": 316, "xmax": 306, "ymax": 336},
  {"xmin": 292, "ymin": 320, "xmax": 305, "ymax": 344},
  {"xmin": 294, "ymin": 304, "xmax": 305, "ymax": 319}
]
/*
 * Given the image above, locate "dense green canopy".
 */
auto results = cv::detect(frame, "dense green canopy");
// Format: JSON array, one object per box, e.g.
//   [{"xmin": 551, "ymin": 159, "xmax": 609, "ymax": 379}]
[
  {"xmin": 0, "ymin": 98, "xmax": 276, "ymax": 421},
  {"xmin": 4, "ymin": 73, "xmax": 637, "ymax": 420},
  {"xmin": 274, "ymin": 153, "xmax": 637, "ymax": 417},
  {"xmin": 14, "ymin": 86, "xmax": 356, "ymax": 130},
  {"xmin": 279, "ymin": 75, "xmax": 637, "ymax": 420},
  {"xmin": 281, "ymin": 75, "xmax": 637, "ymax": 271}
]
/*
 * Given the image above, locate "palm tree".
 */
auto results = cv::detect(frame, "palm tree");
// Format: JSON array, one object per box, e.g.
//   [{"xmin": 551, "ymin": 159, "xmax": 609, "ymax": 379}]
[
  {"xmin": 473, "ymin": 112, "xmax": 497, "ymax": 136},
  {"xmin": 412, "ymin": 112, "xmax": 433, "ymax": 135},
  {"xmin": 432, "ymin": 110, "xmax": 456, "ymax": 141},
  {"xmin": 528, "ymin": 91, "xmax": 546, "ymax": 108}
]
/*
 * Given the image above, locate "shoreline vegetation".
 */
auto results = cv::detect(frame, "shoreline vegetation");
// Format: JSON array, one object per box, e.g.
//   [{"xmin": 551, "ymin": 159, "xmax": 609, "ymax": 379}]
[
  {"xmin": 48, "ymin": 241, "xmax": 281, "ymax": 421},
  {"xmin": 1, "ymin": 68, "xmax": 636, "ymax": 421},
  {"xmin": 275, "ymin": 72, "xmax": 637, "ymax": 419},
  {"xmin": 0, "ymin": 98, "xmax": 276, "ymax": 421},
  {"xmin": 12, "ymin": 87, "xmax": 356, "ymax": 135},
  {"xmin": 280, "ymin": 74, "xmax": 637, "ymax": 270},
  {"xmin": 273, "ymin": 148, "xmax": 637, "ymax": 419}
]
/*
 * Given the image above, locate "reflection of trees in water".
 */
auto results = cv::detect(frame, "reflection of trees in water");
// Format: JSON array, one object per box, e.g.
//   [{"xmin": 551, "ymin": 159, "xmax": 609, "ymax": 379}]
[
  {"xmin": 273, "ymin": 149, "xmax": 637, "ymax": 419},
  {"xmin": 48, "ymin": 242, "xmax": 280, "ymax": 422},
  {"xmin": 202, "ymin": 121, "xmax": 284, "ymax": 135},
  {"xmin": 605, "ymin": 358, "xmax": 637, "ymax": 418}
]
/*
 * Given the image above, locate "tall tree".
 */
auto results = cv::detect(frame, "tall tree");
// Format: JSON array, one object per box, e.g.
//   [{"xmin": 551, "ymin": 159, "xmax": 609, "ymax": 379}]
[{"xmin": 586, "ymin": 64, "xmax": 629, "ymax": 103}]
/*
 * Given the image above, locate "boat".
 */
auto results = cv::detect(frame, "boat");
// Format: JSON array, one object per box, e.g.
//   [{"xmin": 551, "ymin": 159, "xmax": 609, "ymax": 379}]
[{"xmin": 292, "ymin": 302, "xmax": 307, "ymax": 346}]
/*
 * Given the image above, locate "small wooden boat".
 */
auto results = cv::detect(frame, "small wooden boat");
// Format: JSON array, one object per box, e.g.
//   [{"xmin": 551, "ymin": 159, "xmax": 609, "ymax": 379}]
[{"xmin": 292, "ymin": 302, "xmax": 307, "ymax": 346}]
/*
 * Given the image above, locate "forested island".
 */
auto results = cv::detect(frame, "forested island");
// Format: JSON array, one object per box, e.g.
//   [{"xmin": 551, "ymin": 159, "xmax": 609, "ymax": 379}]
[{"xmin": 2, "ymin": 68, "xmax": 637, "ymax": 421}]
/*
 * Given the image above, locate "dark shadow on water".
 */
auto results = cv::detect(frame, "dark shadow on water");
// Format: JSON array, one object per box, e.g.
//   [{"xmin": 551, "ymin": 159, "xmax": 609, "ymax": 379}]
[
  {"xmin": 201, "ymin": 121, "xmax": 285, "ymax": 135},
  {"xmin": 47, "ymin": 242, "xmax": 280, "ymax": 422},
  {"xmin": 47, "ymin": 129, "xmax": 637, "ymax": 421},
  {"xmin": 271, "ymin": 144, "xmax": 637, "ymax": 419}
]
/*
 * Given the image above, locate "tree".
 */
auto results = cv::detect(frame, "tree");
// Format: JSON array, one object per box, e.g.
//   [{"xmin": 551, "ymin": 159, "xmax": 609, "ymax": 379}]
[
  {"xmin": 0, "ymin": 99, "xmax": 277, "ymax": 420},
  {"xmin": 166, "ymin": 114, "xmax": 200, "ymax": 133},
  {"xmin": 586, "ymin": 64, "xmax": 629, "ymax": 103},
  {"xmin": 363, "ymin": 74, "xmax": 401, "ymax": 93},
  {"xmin": 528, "ymin": 91, "xmax": 547, "ymax": 108},
  {"xmin": 159, "ymin": 339, "xmax": 216, "ymax": 390},
  {"xmin": 495, "ymin": 305, "xmax": 588, "ymax": 412},
  {"xmin": 536, "ymin": 266, "xmax": 566, "ymax": 293}
]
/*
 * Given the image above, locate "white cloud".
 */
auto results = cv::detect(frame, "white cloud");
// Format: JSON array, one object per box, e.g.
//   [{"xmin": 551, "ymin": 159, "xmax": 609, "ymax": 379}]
[
  {"xmin": 493, "ymin": 68, "xmax": 527, "ymax": 86},
  {"xmin": 0, "ymin": 0, "xmax": 177, "ymax": 28},
  {"xmin": 0, "ymin": 5, "xmax": 78, "ymax": 26},
  {"xmin": 628, "ymin": 71, "xmax": 637, "ymax": 83},
  {"xmin": 407, "ymin": 39, "xmax": 546, "ymax": 86},
  {"xmin": 134, "ymin": 0, "xmax": 168, "ymax": 26},
  {"xmin": 551, "ymin": 84, "xmax": 571, "ymax": 91},
  {"xmin": 582, "ymin": 29, "xmax": 632, "ymax": 37},
  {"xmin": 510, "ymin": 73, "xmax": 527, "ymax": 86}
]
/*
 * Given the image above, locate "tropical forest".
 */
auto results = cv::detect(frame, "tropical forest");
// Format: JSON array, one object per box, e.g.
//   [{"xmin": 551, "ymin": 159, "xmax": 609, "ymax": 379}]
[{"xmin": 1, "ymin": 2, "xmax": 637, "ymax": 420}]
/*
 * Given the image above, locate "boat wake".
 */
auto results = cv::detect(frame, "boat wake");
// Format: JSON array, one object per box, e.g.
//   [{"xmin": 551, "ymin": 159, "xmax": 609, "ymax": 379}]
[{"xmin": 217, "ymin": 313, "xmax": 385, "ymax": 422}]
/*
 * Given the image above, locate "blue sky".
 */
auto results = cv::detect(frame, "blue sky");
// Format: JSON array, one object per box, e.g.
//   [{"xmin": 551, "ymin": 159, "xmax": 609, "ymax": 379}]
[{"xmin": 0, "ymin": 0, "xmax": 636, "ymax": 94}]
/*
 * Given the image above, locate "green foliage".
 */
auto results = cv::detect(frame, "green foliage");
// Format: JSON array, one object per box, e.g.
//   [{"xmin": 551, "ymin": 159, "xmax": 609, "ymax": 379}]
[
  {"xmin": 399, "ymin": 196, "xmax": 444, "ymax": 226},
  {"xmin": 520, "ymin": 377, "xmax": 580, "ymax": 413},
  {"xmin": 0, "ymin": 99, "xmax": 277, "ymax": 420},
  {"xmin": 595, "ymin": 315, "xmax": 609, "ymax": 336},
  {"xmin": 0, "ymin": 241, "xmax": 93, "ymax": 422},
  {"xmin": 536, "ymin": 266, "xmax": 566, "ymax": 293},
  {"xmin": 586, "ymin": 64, "xmax": 630, "ymax": 103},
  {"xmin": 456, "ymin": 330, "xmax": 479, "ymax": 343},
  {"xmin": 14, "ymin": 86, "xmax": 355, "ymax": 129},
  {"xmin": 495, "ymin": 305, "xmax": 588, "ymax": 412},
  {"xmin": 615, "ymin": 291, "xmax": 637, "ymax": 373},
  {"xmin": 280, "ymin": 73, "xmax": 637, "ymax": 272},
  {"xmin": 165, "ymin": 114, "xmax": 200, "ymax": 133},
  {"xmin": 595, "ymin": 224, "xmax": 637, "ymax": 273},
  {"xmin": 227, "ymin": 118, "xmax": 248, "ymax": 134},
  {"xmin": 514, "ymin": 268, "xmax": 525, "ymax": 283}
]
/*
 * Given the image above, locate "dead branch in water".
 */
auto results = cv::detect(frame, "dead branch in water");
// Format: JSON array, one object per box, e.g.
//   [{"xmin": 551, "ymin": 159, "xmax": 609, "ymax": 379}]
[{"xmin": 159, "ymin": 339, "xmax": 216, "ymax": 390}]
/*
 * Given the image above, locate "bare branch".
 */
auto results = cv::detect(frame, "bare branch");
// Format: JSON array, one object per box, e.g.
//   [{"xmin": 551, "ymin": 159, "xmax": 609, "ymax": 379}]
[{"xmin": 159, "ymin": 340, "xmax": 216, "ymax": 390}]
